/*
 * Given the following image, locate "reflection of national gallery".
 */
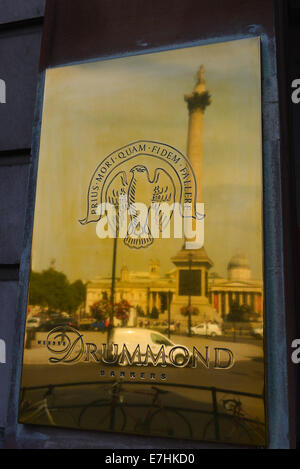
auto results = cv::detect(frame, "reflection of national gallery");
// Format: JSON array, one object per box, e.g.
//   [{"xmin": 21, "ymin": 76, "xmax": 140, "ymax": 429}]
[{"xmin": 85, "ymin": 251, "xmax": 263, "ymax": 322}]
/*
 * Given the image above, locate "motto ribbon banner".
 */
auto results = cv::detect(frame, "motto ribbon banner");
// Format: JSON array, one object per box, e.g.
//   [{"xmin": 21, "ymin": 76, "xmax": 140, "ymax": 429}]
[{"xmin": 79, "ymin": 140, "xmax": 205, "ymax": 250}]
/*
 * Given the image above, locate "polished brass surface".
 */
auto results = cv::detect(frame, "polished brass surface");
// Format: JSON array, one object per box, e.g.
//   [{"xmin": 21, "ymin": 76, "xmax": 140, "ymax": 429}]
[{"xmin": 19, "ymin": 38, "xmax": 266, "ymax": 445}]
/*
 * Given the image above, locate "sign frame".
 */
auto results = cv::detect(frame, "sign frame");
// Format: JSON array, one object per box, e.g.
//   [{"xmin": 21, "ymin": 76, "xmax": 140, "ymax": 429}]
[{"xmin": 3, "ymin": 0, "xmax": 292, "ymax": 449}]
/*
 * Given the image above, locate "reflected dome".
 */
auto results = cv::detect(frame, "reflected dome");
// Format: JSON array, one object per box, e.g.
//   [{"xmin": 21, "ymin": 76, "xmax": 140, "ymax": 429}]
[{"xmin": 227, "ymin": 253, "xmax": 251, "ymax": 281}]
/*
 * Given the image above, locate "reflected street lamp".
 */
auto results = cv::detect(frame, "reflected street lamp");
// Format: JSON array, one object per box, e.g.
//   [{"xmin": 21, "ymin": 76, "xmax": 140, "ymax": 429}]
[
  {"xmin": 107, "ymin": 236, "xmax": 117, "ymax": 345},
  {"xmin": 188, "ymin": 252, "xmax": 193, "ymax": 337}
]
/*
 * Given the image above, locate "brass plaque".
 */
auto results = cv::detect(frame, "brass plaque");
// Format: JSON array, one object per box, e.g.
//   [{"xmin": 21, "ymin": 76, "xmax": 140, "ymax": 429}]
[{"xmin": 19, "ymin": 37, "xmax": 266, "ymax": 445}]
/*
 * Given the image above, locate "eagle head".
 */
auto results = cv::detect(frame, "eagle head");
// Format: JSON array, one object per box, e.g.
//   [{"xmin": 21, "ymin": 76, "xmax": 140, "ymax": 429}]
[{"xmin": 130, "ymin": 164, "xmax": 148, "ymax": 175}]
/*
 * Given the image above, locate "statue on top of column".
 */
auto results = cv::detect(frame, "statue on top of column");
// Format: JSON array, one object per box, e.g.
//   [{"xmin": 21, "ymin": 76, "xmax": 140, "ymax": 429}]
[
  {"xmin": 185, "ymin": 64, "xmax": 211, "ymax": 113},
  {"xmin": 195, "ymin": 65, "xmax": 206, "ymax": 86}
]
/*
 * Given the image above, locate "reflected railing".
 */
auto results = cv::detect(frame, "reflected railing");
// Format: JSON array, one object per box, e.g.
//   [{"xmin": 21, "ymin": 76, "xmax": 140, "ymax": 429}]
[{"xmin": 19, "ymin": 380, "xmax": 266, "ymax": 445}]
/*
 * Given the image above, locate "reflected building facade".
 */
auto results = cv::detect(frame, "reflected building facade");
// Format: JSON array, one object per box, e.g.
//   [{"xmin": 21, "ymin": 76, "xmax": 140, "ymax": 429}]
[
  {"xmin": 86, "ymin": 253, "xmax": 263, "ymax": 322},
  {"xmin": 208, "ymin": 254, "xmax": 263, "ymax": 319}
]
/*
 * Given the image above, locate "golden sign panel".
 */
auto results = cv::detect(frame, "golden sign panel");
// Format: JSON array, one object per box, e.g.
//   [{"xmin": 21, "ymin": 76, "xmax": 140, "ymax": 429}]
[{"xmin": 19, "ymin": 37, "xmax": 266, "ymax": 446}]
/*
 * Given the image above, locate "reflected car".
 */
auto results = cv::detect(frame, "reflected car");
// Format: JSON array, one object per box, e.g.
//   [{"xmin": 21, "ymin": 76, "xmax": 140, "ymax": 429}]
[
  {"xmin": 251, "ymin": 326, "xmax": 263, "ymax": 339},
  {"xmin": 79, "ymin": 317, "xmax": 97, "ymax": 330},
  {"xmin": 38, "ymin": 316, "xmax": 79, "ymax": 331},
  {"xmin": 26, "ymin": 317, "xmax": 42, "ymax": 329},
  {"xmin": 189, "ymin": 323, "xmax": 222, "ymax": 337},
  {"xmin": 90, "ymin": 321, "xmax": 106, "ymax": 331},
  {"xmin": 111, "ymin": 328, "xmax": 190, "ymax": 366},
  {"xmin": 163, "ymin": 323, "xmax": 176, "ymax": 333}
]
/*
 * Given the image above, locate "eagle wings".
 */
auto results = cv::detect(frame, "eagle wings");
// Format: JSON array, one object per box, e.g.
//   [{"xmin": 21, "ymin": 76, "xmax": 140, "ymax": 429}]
[{"xmin": 104, "ymin": 165, "xmax": 176, "ymax": 249}]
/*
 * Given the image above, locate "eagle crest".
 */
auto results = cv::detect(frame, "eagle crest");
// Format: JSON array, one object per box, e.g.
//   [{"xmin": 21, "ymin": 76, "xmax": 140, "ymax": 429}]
[{"xmin": 105, "ymin": 165, "xmax": 176, "ymax": 249}]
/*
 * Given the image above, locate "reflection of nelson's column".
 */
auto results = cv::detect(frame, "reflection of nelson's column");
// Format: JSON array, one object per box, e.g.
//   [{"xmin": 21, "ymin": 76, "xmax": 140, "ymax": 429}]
[
  {"xmin": 185, "ymin": 65, "xmax": 211, "ymax": 202},
  {"xmin": 171, "ymin": 66, "xmax": 218, "ymax": 321}
]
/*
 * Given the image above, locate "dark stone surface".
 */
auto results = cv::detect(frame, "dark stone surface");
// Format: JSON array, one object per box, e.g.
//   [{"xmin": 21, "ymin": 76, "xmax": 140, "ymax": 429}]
[
  {"xmin": 0, "ymin": 0, "xmax": 45, "ymax": 24},
  {"xmin": 0, "ymin": 27, "xmax": 42, "ymax": 151},
  {"xmin": 40, "ymin": 0, "xmax": 276, "ymax": 70},
  {"xmin": 0, "ymin": 164, "xmax": 29, "ymax": 264},
  {"xmin": 0, "ymin": 6, "xmax": 42, "ymax": 440},
  {"xmin": 0, "ymin": 282, "xmax": 18, "ymax": 428}
]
